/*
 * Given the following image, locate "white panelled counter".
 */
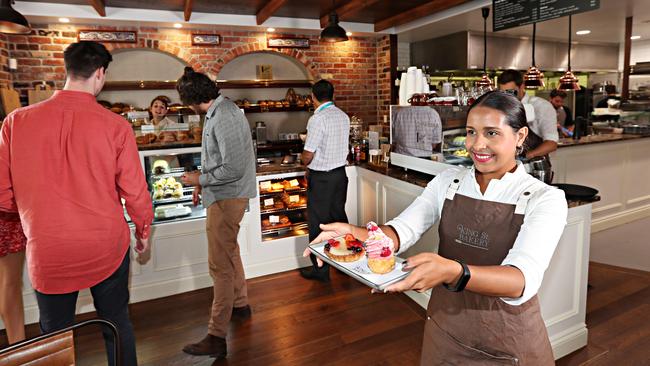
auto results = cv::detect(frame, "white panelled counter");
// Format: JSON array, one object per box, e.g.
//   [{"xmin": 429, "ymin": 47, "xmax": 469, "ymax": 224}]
[{"xmin": 9, "ymin": 164, "xmax": 591, "ymax": 361}]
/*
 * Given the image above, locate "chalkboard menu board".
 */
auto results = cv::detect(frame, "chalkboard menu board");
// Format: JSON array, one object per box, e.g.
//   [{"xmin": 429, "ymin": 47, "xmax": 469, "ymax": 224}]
[{"xmin": 493, "ymin": 0, "xmax": 600, "ymax": 32}]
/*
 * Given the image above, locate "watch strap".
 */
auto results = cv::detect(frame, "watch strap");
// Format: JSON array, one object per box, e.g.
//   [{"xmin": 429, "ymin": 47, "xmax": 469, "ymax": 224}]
[{"xmin": 443, "ymin": 259, "xmax": 471, "ymax": 292}]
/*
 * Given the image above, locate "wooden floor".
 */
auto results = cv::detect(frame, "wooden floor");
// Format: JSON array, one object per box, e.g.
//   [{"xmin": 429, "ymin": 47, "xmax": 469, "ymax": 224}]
[{"xmin": 3, "ymin": 262, "xmax": 650, "ymax": 365}]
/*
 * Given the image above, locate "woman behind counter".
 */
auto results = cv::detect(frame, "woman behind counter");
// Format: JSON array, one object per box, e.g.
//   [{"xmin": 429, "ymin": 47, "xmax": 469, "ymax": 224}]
[
  {"xmin": 149, "ymin": 95, "xmax": 176, "ymax": 130},
  {"xmin": 305, "ymin": 91, "xmax": 567, "ymax": 365}
]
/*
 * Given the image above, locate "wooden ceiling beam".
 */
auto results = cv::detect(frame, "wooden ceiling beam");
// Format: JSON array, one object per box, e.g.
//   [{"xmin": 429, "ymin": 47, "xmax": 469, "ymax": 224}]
[
  {"xmin": 256, "ymin": 0, "xmax": 288, "ymax": 25},
  {"xmin": 88, "ymin": 0, "xmax": 106, "ymax": 17},
  {"xmin": 184, "ymin": 0, "xmax": 193, "ymax": 22},
  {"xmin": 374, "ymin": 0, "xmax": 469, "ymax": 32},
  {"xmin": 320, "ymin": 0, "xmax": 381, "ymax": 28}
]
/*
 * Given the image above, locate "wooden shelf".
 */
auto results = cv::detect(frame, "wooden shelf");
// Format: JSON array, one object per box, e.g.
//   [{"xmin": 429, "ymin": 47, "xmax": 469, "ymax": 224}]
[
  {"xmin": 104, "ymin": 80, "xmax": 177, "ymax": 91},
  {"xmin": 240, "ymin": 104, "xmax": 313, "ymax": 113},
  {"xmin": 218, "ymin": 80, "xmax": 313, "ymax": 89},
  {"xmin": 103, "ymin": 79, "xmax": 313, "ymax": 91}
]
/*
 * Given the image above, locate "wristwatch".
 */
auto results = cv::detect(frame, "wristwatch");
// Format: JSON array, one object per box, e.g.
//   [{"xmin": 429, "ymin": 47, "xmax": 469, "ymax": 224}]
[{"xmin": 443, "ymin": 259, "xmax": 471, "ymax": 292}]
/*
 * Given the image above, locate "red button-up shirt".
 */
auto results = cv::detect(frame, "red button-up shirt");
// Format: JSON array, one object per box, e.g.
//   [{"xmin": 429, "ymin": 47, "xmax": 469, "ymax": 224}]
[{"xmin": 0, "ymin": 90, "xmax": 152, "ymax": 294}]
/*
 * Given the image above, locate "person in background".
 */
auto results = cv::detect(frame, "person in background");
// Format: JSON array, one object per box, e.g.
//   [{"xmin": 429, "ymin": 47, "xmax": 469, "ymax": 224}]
[
  {"xmin": 498, "ymin": 69, "xmax": 558, "ymax": 159},
  {"xmin": 149, "ymin": 95, "xmax": 175, "ymax": 129},
  {"xmin": 549, "ymin": 89, "xmax": 574, "ymax": 137},
  {"xmin": 306, "ymin": 91, "xmax": 566, "ymax": 364},
  {"xmin": 0, "ymin": 210, "xmax": 26, "ymax": 345},
  {"xmin": 300, "ymin": 79, "xmax": 350, "ymax": 282},
  {"xmin": 178, "ymin": 67, "xmax": 256, "ymax": 361},
  {"xmin": 392, "ymin": 106, "xmax": 443, "ymax": 158},
  {"xmin": 0, "ymin": 41, "xmax": 152, "ymax": 366},
  {"xmin": 596, "ymin": 84, "xmax": 621, "ymax": 109}
]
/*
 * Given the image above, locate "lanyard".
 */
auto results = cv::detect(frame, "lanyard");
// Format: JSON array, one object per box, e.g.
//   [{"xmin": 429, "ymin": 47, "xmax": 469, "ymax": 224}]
[{"xmin": 316, "ymin": 101, "xmax": 333, "ymax": 113}]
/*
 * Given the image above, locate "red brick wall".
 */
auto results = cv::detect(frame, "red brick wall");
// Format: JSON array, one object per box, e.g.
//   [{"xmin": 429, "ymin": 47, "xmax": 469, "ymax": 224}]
[
  {"xmin": 0, "ymin": 34, "xmax": 11, "ymax": 86},
  {"xmin": 4, "ymin": 24, "xmax": 392, "ymax": 125}
]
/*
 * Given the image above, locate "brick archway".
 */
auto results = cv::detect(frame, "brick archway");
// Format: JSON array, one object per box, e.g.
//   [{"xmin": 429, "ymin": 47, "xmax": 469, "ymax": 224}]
[
  {"xmin": 208, "ymin": 42, "xmax": 318, "ymax": 79},
  {"xmin": 106, "ymin": 39, "xmax": 318, "ymax": 80}
]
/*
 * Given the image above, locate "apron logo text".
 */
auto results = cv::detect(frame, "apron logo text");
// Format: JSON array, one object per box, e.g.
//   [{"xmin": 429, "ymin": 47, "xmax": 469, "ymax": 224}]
[{"xmin": 455, "ymin": 224, "xmax": 490, "ymax": 250}]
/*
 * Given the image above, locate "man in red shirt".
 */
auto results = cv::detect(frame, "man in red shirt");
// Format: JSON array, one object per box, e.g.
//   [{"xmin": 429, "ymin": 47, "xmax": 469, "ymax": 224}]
[{"xmin": 0, "ymin": 41, "xmax": 152, "ymax": 365}]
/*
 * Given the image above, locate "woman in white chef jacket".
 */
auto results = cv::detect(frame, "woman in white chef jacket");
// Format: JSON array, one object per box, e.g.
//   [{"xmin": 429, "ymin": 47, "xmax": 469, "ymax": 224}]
[{"xmin": 305, "ymin": 91, "xmax": 567, "ymax": 365}]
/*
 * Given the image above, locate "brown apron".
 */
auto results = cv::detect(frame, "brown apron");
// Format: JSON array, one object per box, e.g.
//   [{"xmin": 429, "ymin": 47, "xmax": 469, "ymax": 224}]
[{"xmin": 420, "ymin": 170, "xmax": 554, "ymax": 365}]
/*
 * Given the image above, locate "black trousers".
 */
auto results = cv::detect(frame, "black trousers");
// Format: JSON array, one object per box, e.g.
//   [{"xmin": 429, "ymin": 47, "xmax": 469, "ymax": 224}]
[
  {"xmin": 34, "ymin": 249, "xmax": 137, "ymax": 366},
  {"xmin": 307, "ymin": 167, "xmax": 349, "ymax": 272}
]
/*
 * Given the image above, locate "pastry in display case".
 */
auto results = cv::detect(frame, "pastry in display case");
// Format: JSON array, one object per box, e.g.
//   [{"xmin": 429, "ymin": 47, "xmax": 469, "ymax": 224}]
[
  {"xmin": 258, "ymin": 175, "xmax": 308, "ymax": 241},
  {"xmin": 130, "ymin": 113, "xmax": 205, "ymax": 149},
  {"xmin": 143, "ymin": 151, "xmax": 203, "ymax": 222}
]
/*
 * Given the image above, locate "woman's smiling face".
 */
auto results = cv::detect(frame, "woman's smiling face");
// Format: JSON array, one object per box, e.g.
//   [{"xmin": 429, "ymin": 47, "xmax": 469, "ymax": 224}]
[
  {"xmin": 465, "ymin": 106, "xmax": 527, "ymax": 176},
  {"xmin": 151, "ymin": 100, "xmax": 168, "ymax": 119}
]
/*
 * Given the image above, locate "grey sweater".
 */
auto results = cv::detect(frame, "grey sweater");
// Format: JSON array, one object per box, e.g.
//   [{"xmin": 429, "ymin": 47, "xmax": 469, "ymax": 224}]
[{"xmin": 198, "ymin": 95, "xmax": 256, "ymax": 207}]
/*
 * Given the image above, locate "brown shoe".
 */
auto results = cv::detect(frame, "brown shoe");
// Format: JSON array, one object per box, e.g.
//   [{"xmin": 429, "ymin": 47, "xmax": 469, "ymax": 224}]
[
  {"xmin": 182, "ymin": 334, "xmax": 227, "ymax": 358},
  {"xmin": 232, "ymin": 305, "xmax": 251, "ymax": 319}
]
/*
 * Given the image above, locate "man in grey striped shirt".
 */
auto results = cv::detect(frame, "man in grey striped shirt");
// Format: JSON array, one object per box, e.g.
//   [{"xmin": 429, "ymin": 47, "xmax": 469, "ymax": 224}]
[
  {"xmin": 300, "ymin": 80, "xmax": 350, "ymax": 282},
  {"xmin": 178, "ymin": 67, "xmax": 255, "ymax": 361}
]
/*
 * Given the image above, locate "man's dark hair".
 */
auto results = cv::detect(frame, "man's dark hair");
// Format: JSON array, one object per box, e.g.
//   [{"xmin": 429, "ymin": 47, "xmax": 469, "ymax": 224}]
[
  {"xmin": 498, "ymin": 69, "xmax": 523, "ymax": 87},
  {"xmin": 312, "ymin": 79, "xmax": 334, "ymax": 102},
  {"xmin": 550, "ymin": 89, "xmax": 567, "ymax": 99},
  {"xmin": 63, "ymin": 41, "xmax": 112, "ymax": 80},
  {"xmin": 176, "ymin": 67, "xmax": 220, "ymax": 105},
  {"xmin": 604, "ymin": 84, "xmax": 617, "ymax": 95}
]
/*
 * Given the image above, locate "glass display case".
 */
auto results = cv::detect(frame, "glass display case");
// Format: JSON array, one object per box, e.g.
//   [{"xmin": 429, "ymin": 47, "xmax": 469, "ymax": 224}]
[
  {"xmin": 140, "ymin": 147, "xmax": 206, "ymax": 224},
  {"xmin": 442, "ymin": 128, "xmax": 472, "ymax": 167},
  {"xmin": 257, "ymin": 173, "xmax": 308, "ymax": 241}
]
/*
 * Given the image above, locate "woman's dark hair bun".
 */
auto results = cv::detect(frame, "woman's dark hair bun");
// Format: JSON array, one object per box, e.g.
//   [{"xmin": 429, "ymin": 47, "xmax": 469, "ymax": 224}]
[{"xmin": 183, "ymin": 66, "xmax": 194, "ymax": 75}]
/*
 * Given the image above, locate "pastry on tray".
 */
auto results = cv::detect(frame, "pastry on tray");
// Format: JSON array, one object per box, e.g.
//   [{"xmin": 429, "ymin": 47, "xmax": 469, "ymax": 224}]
[
  {"xmin": 324, "ymin": 234, "xmax": 365, "ymax": 263},
  {"xmin": 364, "ymin": 222, "xmax": 395, "ymax": 274}
]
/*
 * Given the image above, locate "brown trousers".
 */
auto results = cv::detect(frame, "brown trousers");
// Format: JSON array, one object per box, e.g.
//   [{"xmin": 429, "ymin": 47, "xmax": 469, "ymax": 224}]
[{"xmin": 206, "ymin": 198, "xmax": 249, "ymax": 338}]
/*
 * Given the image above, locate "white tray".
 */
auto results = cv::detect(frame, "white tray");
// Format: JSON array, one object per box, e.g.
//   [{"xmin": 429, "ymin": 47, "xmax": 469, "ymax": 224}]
[{"xmin": 309, "ymin": 240, "xmax": 410, "ymax": 291}]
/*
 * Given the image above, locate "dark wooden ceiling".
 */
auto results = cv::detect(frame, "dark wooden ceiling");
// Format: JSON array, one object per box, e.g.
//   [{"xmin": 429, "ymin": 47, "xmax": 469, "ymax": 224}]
[{"xmin": 22, "ymin": 0, "xmax": 470, "ymax": 31}]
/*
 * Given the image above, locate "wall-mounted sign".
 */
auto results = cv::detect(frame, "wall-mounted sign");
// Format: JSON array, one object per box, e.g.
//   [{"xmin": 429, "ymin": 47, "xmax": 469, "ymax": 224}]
[
  {"xmin": 493, "ymin": 0, "xmax": 600, "ymax": 32},
  {"xmin": 256, "ymin": 65, "xmax": 273, "ymax": 80},
  {"xmin": 191, "ymin": 34, "xmax": 221, "ymax": 46},
  {"xmin": 78, "ymin": 30, "xmax": 137, "ymax": 43},
  {"xmin": 267, "ymin": 37, "xmax": 310, "ymax": 49}
]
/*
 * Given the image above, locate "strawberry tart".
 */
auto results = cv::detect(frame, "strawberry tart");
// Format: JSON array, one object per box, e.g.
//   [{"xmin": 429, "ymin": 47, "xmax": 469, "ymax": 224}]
[
  {"xmin": 365, "ymin": 222, "xmax": 395, "ymax": 274},
  {"xmin": 324, "ymin": 234, "xmax": 365, "ymax": 262}
]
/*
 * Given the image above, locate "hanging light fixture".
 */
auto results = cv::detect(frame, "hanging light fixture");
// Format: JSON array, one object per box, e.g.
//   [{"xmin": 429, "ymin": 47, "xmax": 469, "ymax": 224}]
[
  {"xmin": 524, "ymin": 23, "xmax": 545, "ymax": 89},
  {"xmin": 476, "ymin": 7, "xmax": 493, "ymax": 90},
  {"xmin": 558, "ymin": 15, "xmax": 580, "ymax": 91},
  {"xmin": 0, "ymin": 0, "xmax": 31, "ymax": 34},
  {"xmin": 320, "ymin": 1, "xmax": 348, "ymax": 43}
]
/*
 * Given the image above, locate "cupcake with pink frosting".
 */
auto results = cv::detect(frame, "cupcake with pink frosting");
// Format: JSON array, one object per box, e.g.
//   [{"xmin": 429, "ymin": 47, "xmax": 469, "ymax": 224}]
[{"xmin": 364, "ymin": 221, "xmax": 395, "ymax": 274}]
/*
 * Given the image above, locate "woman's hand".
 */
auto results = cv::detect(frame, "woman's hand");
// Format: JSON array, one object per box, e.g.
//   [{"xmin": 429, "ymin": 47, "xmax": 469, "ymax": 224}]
[
  {"xmin": 302, "ymin": 223, "xmax": 354, "ymax": 267},
  {"xmin": 384, "ymin": 253, "xmax": 462, "ymax": 293}
]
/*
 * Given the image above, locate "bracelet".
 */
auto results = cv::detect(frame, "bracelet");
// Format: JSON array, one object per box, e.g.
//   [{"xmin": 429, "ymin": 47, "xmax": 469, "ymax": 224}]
[{"xmin": 443, "ymin": 259, "xmax": 471, "ymax": 292}]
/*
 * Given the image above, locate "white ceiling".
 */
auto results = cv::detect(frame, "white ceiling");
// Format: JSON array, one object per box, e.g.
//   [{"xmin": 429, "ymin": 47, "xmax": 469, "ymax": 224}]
[{"xmin": 397, "ymin": 0, "xmax": 650, "ymax": 46}]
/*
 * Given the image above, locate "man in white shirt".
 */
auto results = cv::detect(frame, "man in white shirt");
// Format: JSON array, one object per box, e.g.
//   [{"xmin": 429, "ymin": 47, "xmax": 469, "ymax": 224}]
[
  {"xmin": 498, "ymin": 70, "xmax": 558, "ymax": 159},
  {"xmin": 300, "ymin": 79, "xmax": 350, "ymax": 282},
  {"xmin": 392, "ymin": 106, "xmax": 442, "ymax": 158}
]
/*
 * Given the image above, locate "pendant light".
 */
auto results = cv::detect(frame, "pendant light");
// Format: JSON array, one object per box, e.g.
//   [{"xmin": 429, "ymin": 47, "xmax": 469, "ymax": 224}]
[
  {"xmin": 476, "ymin": 7, "xmax": 493, "ymax": 91},
  {"xmin": 320, "ymin": 0, "xmax": 348, "ymax": 43},
  {"xmin": 0, "ymin": 0, "xmax": 31, "ymax": 34},
  {"xmin": 558, "ymin": 15, "xmax": 580, "ymax": 91},
  {"xmin": 524, "ymin": 23, "xmax": 545, "ymax": 89}
]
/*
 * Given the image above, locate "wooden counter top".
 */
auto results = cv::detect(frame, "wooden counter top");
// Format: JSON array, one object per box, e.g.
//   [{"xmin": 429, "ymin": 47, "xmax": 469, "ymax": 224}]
[{"xmin": 558, "ymin": 133, "xmax": 649, "ymax": 148}]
